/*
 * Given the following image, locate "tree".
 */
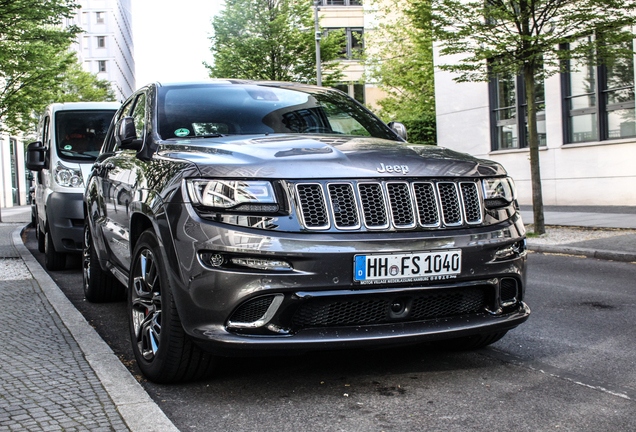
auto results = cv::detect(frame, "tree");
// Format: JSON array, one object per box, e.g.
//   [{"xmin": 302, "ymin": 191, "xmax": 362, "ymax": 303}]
[
  {"xmin": 365, "ymin": 0, "xmax": 436, "ymax": 144},
  {"xmin": 0, "ymin": 0, "xmax": 82, "ymax": 135},
  {"xmin": 412, "ymin": 0, "xmax": 636, "ymax": 234},
  {"xmin": 206, "ymin": 0, "xmax": 345, "ymax": 85},
  {"xmin": 54, "ymin": 59, "xmax": 116, "ymax": 103}
]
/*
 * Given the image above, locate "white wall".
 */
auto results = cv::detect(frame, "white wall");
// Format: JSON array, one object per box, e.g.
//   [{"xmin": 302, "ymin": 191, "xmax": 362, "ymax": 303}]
[{"xmin": 434, "ymin": 46, "xmax": 636, "ymax": 206}]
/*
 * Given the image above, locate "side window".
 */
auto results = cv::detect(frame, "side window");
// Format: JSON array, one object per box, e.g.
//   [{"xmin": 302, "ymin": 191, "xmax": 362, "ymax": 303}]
[
  {"xmin": 131, "ymin": 93, "xmax": 147, "ymax": 139},
  {"xmin": 105, "ymin": 98, "xmax": 135, "ymax": 153},
  {"xmin": 42, "ymin": 116, "xmax": 51, "ymax": 149}
]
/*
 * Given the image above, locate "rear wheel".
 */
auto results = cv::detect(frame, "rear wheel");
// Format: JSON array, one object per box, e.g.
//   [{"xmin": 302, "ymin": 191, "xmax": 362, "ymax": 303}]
[
  {"xmin": 44, "ymin": 226, "xmax": 66, "ymax": 271},
  {"xmin": 129, "ymin": 230, "xmax": 215, "ymax": 383},
  {"xmin": 435, "ymin": 331, "xmax": 509, "ymax": 351},
  {"xmin": 83, "ymin": 223, "xmax": 124, "ymax": 302}
]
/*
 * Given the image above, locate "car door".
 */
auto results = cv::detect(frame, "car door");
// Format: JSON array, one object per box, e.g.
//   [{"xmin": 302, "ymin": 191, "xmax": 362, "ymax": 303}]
[{"xmin": 99, "ymin": 92, "xmax": 147, "ymax": 271}]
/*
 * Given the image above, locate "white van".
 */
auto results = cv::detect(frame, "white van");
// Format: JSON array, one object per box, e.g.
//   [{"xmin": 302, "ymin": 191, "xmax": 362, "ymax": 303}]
[{"xmin": 26, "ymin": 102, "xmax": 119, "ymax": 270}]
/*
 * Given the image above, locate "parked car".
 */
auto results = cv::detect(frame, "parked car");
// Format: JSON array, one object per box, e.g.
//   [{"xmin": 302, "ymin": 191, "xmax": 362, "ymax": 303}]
[
  {"xmin": 26, "ymin": 102, "xmax": 119, "ymax": 270},
  {"xmin": 84, "ymin": 81, "xmax": 529, "ymax": 383}
]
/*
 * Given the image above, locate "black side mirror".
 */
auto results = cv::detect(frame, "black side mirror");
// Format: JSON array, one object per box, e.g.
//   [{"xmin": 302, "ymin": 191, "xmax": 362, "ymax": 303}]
[
  {"xmin": 25, "ymin": 141, "xmax": 46, "ymax": 171},
  {"xmin": 116, "ymin": 116, "xmax": 143, "ymax": 150},
  {"xmin": 388, "ymin": 121, "xmax": 408, "ymax": 141}
]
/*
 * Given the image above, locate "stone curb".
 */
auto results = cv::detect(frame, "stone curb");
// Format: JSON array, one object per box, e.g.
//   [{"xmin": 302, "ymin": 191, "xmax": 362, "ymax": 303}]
[
  {"xmin": 528, "ymin": 244, "xmax": 636, "ymax": 263},
  {"xmin": 12, "ymin": 226, "xmax": 180, "ymax": 432}
]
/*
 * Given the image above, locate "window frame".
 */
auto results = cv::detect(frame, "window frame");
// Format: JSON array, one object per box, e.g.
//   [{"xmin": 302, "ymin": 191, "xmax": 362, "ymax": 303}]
[
  {"xmin": 488, "ymin": 67, "xmax": 546, "ymax": 151},
  {"xmin": 561, "ymin": 40, "xmax": 636, "ymax": 144},
  {"xmin": 97, "ymin": 36, "xmax": 106, "ymax": 48},
  {"xmin": 98, "ymin": 60, "xmax": 107, "ymax": 73},
  {"xmin": 325, "ymin": 27, "xmax": 364, "ymax": 60}
]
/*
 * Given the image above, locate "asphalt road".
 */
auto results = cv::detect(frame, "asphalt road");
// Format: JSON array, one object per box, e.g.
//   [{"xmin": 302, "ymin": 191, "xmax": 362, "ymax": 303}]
[{"xmin": 24, "ymin": 227, "xmax": 636, "ymax": 431}]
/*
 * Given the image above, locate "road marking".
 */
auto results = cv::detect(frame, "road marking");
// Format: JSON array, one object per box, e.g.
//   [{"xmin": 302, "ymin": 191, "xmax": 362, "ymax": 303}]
[{"xmin": 481, "ymin": 348, "xmax": 635, "ymax": 401}]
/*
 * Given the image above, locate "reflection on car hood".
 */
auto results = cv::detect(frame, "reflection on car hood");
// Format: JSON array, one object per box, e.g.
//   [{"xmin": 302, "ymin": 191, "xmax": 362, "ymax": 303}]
[{"xmin": 157, "ymin": 134, "xmax": 506, "ymax": 178}]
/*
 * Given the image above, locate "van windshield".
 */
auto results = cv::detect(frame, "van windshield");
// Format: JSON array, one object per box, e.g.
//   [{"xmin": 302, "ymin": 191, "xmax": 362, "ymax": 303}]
[{"xmin": 55, "ymin": 110, "xmax": 116, "ymax": 161}]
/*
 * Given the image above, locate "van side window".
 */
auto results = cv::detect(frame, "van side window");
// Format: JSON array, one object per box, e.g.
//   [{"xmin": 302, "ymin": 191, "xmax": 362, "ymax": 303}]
[{"xmin": 42, "ymin": 116, "xmax": 51, "ymax": 149}]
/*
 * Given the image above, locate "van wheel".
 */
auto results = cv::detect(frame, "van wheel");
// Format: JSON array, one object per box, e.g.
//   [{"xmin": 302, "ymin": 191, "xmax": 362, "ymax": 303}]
[
  {"xmin": 44, "ymin": 226, "xmax": 66, "ymax": 271},
  {"xmin": 83, "ymin": 224, "xmax": 124, "ymax": 302},
  {"xmin": 36, "ymin": 220, "xmax": 45, "ymax": 253},
  {"xmin": 129, "ymin": 230, "xmax": 215, "ymax": 383}
]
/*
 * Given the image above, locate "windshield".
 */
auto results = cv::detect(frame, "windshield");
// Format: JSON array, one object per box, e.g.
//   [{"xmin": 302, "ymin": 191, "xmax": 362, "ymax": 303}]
[
  {"xmin": 55, "ymin": 110, "xmax": 116, "ymax": 161},
  {"xmin": 157, "ymin": 84, "xmax": 398, "ymax": 140}
]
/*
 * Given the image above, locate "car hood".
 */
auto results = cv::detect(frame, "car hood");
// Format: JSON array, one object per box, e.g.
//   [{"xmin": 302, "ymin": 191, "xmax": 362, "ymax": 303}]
[{"xmin": 157, "ymin": 134, "xmax": 506, "ymax": 179}]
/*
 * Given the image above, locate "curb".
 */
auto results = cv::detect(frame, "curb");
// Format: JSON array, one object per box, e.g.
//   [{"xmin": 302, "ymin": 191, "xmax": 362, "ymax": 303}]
[
  {"xmin": 528, "ymin": 244, "xmax": 636, "ymax": 263},
  {"xmin": 12, "ymin": 226, "xmax": 180, "ymax": 432}
]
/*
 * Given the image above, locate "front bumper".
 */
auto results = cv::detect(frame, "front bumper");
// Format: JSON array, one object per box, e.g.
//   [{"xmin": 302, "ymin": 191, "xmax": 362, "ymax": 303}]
[
  {"xmin": 46, "ymin": 192, "xmax": 85, "ymax": 253},
  {"xmin": 166, "ymin": 204, "xmax": 529, "ymax": 355}
]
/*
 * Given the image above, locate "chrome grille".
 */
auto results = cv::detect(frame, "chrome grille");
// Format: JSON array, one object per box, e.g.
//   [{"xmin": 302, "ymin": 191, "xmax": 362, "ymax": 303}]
[{"xmin": 294, "ymin": 180, "xmax": 484, "ymax": 231}]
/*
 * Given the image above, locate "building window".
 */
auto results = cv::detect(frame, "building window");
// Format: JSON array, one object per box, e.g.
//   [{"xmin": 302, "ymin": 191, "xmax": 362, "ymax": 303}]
[
  {"xmin": 98, "ymin": 60, "xmax": 107, "ymax": 72},
  {"xmin": 326, "ymin": 28, "xmax": 364, "ymax": 60},
  {"xmin": 321, "ymin": 0, "xmax": 362, "ymax": 5},
  {"xmin": 97, "ymin": 36, "xmax": 106, "ymax": 48},
  {"xmin": 96, "ymin": 11, "xmax": 105, "ymax": 24},
  {"xmin": 489, "ymin": 68, "xmax": 545, "ymax": 150},
  {"xmin": 332, "ymin": 82, "xmax": 365, "ymax": 104},
  {"xmin": 563, "ymin": 37, "xmax": 635, "ymax": 143}
]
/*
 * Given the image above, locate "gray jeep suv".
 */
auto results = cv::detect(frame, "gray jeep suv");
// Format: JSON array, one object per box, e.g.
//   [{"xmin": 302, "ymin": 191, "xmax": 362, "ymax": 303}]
[{"xmin": 84, "ymin": 80, "xmax": 529, "ymax": 383}]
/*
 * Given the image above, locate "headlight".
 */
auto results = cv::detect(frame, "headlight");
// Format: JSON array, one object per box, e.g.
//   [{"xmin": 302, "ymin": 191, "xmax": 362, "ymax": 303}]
[
  {"xmin": 55, "ymin": 162, "xmax": 84, "ymax": 188},
  {"xmin": 186, "ymin": 179, "xmax": 279, "ymax": 212},
  {"xmin": 483, "ymin": 177, "xmax": 514, "ymax": 207}
]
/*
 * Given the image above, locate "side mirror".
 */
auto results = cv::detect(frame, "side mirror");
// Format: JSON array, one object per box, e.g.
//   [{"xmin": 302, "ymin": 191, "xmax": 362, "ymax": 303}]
[
  {"xmin": 388, "ymin": 121, "xmax": 408, "ymax": 141},
  {"xmin": 25, "ymin": 141, "xmax": 46, "ymax": 171},
  {"xmin": 116, "ymin": 116, "xmax": 143, "ymax": 150}
]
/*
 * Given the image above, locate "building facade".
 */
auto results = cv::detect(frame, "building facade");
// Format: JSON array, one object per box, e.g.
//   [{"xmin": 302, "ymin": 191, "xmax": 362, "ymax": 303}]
[
  {"xmin": 434, "ymin": 41, "xmax": 636, "ymax": 206},
  {"xmin": 69, "ymin": 0, "xmax": 136, "ymax": 102},
  {"xmin": 318, "ymin": 0, "xmax": 387, "ymax": 108}
]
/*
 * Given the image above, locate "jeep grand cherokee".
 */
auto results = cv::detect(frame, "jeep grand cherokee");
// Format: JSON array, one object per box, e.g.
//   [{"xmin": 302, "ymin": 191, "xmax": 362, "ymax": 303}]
[{"xmin": 83, "ymin": 80, "xmax": 529, "ymax": 383}]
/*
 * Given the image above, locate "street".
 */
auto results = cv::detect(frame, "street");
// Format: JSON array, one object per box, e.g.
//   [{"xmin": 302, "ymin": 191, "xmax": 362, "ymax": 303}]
[{"xmin": 23, "ymin": 226, "xmax": 636, "ymax": 431}]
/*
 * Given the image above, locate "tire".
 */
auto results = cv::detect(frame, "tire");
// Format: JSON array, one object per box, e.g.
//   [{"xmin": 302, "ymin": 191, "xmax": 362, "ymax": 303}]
[
  {"xmin": 435, "ymin": 331, "xmax": 509, "ymax": 351},
  {"xmin": 83, "ymin": 223, "xmax": 125, "ymax": 302},
  {"xmin": 129, "ymin": 230, "xmax": 215, "ymax": 383},
  {"xmin": 44, "ymin": 226, "xmax": 66, "ymax": 271},
  {"xmin": 36, "ymin": 219, "xmax": 45, "ymax": 253}
]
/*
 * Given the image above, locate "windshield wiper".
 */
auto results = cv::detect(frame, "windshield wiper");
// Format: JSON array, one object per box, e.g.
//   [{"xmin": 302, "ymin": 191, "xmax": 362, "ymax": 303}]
[
  {"xmin": 189, "ymin": 134, "xmax": 227, "ymax": 138},
  {"xmin": 60, "ymin": 150, "xmax": 96, "ymax": 159}
]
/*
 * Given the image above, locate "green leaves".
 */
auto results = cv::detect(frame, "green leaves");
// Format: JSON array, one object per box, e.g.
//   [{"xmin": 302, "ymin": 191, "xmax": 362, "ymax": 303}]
[
  {"xmin": 0, "ymin": 0, "xmax": 113, "ymax": 135},
  {"xmin": 206, "ymin": 0, "xmax": 344, "ymax": 84}
]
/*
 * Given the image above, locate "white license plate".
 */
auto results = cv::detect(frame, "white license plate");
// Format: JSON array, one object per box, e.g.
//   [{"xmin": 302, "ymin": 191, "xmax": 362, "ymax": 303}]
[{"xmin": 353, "ymin": 250, "xmax": 462, "ymax": 285}]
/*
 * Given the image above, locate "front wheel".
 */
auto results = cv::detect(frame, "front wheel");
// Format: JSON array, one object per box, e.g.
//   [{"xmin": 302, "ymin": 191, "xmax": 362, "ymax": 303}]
[
  {"xmin": 129, "ymin": 230, "xmax": 215, "ymax": 383},
  {"xmin": 44, "ymin": 226, "xmax": 66, "ymax": 271},
  {"xmin": 83, "ymin": 223, "xmax": 124, "ymax": 302}
]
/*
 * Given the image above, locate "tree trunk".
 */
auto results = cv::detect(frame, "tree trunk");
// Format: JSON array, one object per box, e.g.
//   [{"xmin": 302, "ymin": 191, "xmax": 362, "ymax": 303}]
[{"xmin": 523, "ymin": 63, "xmax": 545, "ymax": 235}]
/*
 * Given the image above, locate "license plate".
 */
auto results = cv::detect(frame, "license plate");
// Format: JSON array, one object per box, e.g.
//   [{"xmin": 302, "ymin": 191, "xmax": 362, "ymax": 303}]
[{"xmin": 353, "ymin": 250, "xmax": 462, "ymax": 285}]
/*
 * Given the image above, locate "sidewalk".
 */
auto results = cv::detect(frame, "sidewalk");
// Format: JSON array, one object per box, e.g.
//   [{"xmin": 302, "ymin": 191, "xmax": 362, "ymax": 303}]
[
  {"xmin": 520, "ymin": 205, "xmax": 636, "ymax": 262},
  {"xmin": 0, "ymin": 204, "xmax": 633, "ymax": 431},
  {"xmin": 0, "ymin": 206, "xmax": 178, "ymax": 432}
]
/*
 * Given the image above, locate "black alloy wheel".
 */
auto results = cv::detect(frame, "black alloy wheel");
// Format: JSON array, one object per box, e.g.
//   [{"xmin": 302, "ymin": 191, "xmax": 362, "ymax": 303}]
[
  {"xmin": 129, "ymin": 230, "xmax": 214, "ymax": 383},
  {"xmin": 83, "ymin": 223, "xmax": 123, "ymax": 302}
]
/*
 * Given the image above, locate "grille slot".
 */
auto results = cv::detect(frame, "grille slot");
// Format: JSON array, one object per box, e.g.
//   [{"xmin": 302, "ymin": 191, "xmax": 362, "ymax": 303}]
[
  {"xmin": 358, "ymin": 183, "xmax": 389, "ymax": 229},
  {"xmin": 294, "ymin": 180, "xmax": 485, "ymax": 231},
  {"xmin": 387, "ymin": 182, "xmax": 415, "ymax": 228},
  {"xmin": 437, "ymin": 182, "xmax": 462, "ymax": 226},
  {"xmin": 291, "ymin": 287, "xmax": 488, "ymax": 329},
  {"xmin": 328, "ymin": 183, "xmax": 360, "ymax": 229},
  {"xmin": 460, "ymin": 182, "xmax": 482, "ymax": 224},
  {"xmin": 296, "ymin": 183, "xmax": 329, "ymax": 229},
  {"xmin": 413, "ymin": 182, "xmax": 440, "ymax": 226}
]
